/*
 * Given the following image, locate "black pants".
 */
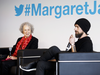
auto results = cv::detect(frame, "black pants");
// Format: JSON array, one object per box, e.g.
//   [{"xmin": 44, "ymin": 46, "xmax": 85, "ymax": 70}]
[
  {"xmin": 36, "ymin": 46, "xmax": 60, "ymax": 75},
  {"xmin": 1, "ymin": 60, "xmax": 17, "ymax": 75}
]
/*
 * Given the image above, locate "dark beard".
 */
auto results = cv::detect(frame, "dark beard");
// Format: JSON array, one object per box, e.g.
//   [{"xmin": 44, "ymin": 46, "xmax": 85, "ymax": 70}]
[{"xmin": 75, "ymin": 32, "xmax": 83, "ymax": 38}]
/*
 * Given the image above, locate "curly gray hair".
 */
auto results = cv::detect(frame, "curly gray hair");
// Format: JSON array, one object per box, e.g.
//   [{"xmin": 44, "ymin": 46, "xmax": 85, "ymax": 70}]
[{"xmin": 19, "ymin": 22, "xmax": 34, "ymax": 33}]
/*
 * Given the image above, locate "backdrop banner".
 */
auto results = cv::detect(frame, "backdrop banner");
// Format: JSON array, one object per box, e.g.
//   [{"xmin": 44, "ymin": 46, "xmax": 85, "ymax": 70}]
[{"xmin": 0, "ymin": 0, "xmax": 100, "ymax": 51}]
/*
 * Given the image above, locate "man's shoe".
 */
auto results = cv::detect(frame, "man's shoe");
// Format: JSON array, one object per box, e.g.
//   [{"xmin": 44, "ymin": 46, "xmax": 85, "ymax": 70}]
[{"xmin": 19, "ymin": 61, "xmax": 37, "ymax": 72}]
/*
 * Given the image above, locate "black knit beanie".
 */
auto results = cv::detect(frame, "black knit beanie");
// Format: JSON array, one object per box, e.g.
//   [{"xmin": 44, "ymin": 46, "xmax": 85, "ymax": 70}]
[{"xmin": 74, "ymin": 18, "xmax": 91, "ymax": 34}]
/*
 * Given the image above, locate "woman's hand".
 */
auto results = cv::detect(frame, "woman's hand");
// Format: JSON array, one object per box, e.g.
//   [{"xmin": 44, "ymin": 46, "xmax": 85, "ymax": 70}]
[
  {"xmin": 7, "ymin": 55, "xmax": 10, "ymax": 58},
  {"xmin": 7, "ymin": 55, "xmax": 17, "ymax": 60},
  {"xmin": 10, "ymin": 56, "xmax": 17, "ymax": 60},
  {"xmin": 5, "ymin": 55, "xmax": 17, "ymax": 60}
]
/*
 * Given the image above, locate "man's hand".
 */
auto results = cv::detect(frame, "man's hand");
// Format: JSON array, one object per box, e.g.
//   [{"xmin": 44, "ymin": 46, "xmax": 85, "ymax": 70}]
[
  {"xmin": 69, "ymin": 35, "xmax": 76, "ymax": 52},
  {"xmin": 69, "ymin": 35, "xmax": 75, "ymax": 46}
]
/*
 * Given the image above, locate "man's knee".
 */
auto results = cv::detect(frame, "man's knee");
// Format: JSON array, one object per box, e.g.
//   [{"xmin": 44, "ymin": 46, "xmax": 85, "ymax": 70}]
[
  {"xmin": 49, "ymin": 46, "xmax": 60, "ymax": 54},
  {"xmin": 49, "ymin": 46, "xmax": 59, "ymax": 50}
]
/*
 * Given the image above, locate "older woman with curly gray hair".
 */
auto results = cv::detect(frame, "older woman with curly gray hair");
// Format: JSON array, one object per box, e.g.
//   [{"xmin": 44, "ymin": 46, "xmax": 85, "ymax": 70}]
[
  {"xmin": 19, "ymin": 22, "xmax": 34, "ymax": 34},
  {"xmin": 1, "ymin": 22, "xmax": 38, "ymax": 75}
]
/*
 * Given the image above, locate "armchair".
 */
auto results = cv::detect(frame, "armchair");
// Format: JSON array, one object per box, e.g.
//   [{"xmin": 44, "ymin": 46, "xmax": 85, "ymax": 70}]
[
  {"xmin": 18, "ymin": 49, "xmax": 56, "ymax": 75},
  {"xmin": 56, "ymin": 51, "xmax": 100, "ymax": 75},
  {"xmin": 0, "ymin": 47, "xmax": 48, "ymax": 75}
]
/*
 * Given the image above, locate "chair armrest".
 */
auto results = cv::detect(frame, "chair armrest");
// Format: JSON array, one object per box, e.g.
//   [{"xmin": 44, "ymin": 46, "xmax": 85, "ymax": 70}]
[
  {"xmin": 57, "ymin": 51, "xmax": 100, "ymax": 61},
  {"xmin": 19, "ymin": 56, "xmax": 40, "ymax": 59},
  {"xmin": 0, "ymin": 47, "xmax": 9, "ymax": 55},
  {"xmin": 17, "ymin": 49, "xmax": 48, "ymax": 65},
  {"xmin": 0, "ymin": 47, "xmax": 9, "ymax": 60}
]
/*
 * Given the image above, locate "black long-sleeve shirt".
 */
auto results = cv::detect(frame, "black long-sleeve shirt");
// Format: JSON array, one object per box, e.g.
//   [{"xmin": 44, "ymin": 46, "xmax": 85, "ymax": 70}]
[{"xmin": 69, "ymin": 36, "xmax": 93, "ymax": 52}]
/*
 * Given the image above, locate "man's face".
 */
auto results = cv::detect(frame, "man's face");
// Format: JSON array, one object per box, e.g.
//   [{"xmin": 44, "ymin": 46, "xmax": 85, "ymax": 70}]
[{"xmin": 74, "ymin": 24, "xmax": 84, "ymax": 38}]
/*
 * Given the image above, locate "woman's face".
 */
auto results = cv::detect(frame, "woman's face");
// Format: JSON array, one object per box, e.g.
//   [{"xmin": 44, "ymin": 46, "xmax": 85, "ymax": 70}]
[{"xmin": 23, "ymin": 25, "xmax": 31, "ymax": 38}]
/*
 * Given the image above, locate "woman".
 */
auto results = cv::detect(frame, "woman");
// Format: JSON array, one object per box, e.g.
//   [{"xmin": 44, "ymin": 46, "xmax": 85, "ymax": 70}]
[{"xmin": 1, "ymin": 22, "xmax": 38, "ymax": 75}]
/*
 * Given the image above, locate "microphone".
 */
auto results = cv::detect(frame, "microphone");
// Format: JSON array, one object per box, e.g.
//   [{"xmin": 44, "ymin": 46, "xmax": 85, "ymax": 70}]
[
  {"xmin": 9, "ymin": 47, "xmax": 12, "ymax": 56},
  {"xmin": 66, "ymin": 42, "xmax": 71, "ymax": 51}
]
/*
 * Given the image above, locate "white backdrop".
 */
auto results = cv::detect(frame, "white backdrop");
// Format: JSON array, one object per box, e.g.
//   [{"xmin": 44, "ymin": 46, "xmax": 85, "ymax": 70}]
[{"xmin": 0, "ymin": 0, "xmax": 100, "ymax": 51}]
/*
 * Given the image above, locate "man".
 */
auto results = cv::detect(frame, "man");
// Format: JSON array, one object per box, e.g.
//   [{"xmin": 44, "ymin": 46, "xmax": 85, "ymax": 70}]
[{"xmin": 20, "ymin": 18, "xmax": 93, "ymax": 75}]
